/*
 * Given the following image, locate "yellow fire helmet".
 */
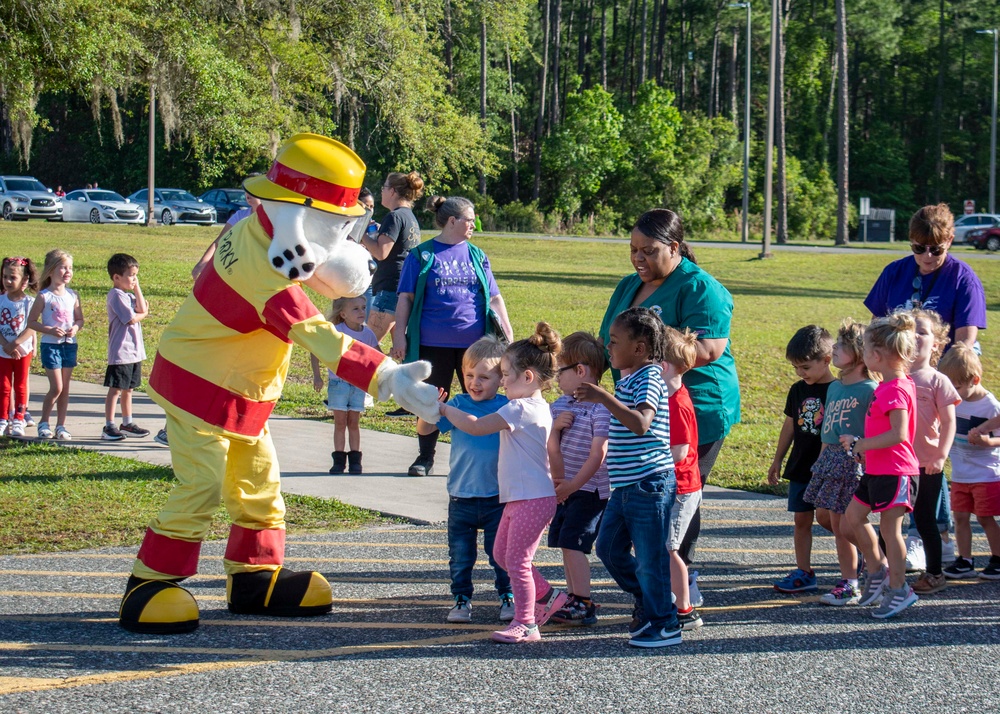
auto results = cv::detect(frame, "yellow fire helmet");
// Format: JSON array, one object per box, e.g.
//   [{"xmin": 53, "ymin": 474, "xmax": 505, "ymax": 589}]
[{"xmin": 245, "ymin": 133, "xmax": 367, "ymax": 217}]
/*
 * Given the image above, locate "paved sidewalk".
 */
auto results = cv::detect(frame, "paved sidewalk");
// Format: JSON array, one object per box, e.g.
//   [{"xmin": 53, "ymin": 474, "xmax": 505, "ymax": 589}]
[{"xmin": 22, "ymin": 374, "xmax": 451, "ymax": 524}]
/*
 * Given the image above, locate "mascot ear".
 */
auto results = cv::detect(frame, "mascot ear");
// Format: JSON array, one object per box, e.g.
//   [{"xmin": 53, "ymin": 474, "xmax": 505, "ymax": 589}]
[{"xmin": 266, "ymin": 202, "xmax": 319, "ymax": 282}]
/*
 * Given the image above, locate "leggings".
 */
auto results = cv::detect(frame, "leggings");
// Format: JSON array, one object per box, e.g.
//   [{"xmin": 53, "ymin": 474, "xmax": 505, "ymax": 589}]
[
  {"xmin": 492, "ymin": 497, "xmax": 557, "ymax": 624},
  {"xmin": 0, "ymin": 354, "xmax": 31, "ymax": 421},
  {"xmin": 678, "ymin": 438, "xmax": 726, "ymax": 565},
  {"xmin": 911, "ymin": 470, "xmax": 945, "ymax": 575}
]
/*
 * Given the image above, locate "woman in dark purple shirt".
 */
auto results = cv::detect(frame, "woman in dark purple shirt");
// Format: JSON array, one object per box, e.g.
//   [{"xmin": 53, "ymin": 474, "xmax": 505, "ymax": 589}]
[{"xmin": 865, "ymin": 204, "xmax": 986, "ymax": 349}]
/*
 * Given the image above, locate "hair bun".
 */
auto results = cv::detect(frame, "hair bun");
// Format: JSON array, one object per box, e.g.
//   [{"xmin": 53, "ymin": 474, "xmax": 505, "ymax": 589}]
[
  {"xmin": 406, "ymin": 171, "xmax": 425, "ymax": 193},
  {"xmin": 528, "ymin": 322, "xmax": 562, "ymax": 354},
  {"xmin": 889, "ymin": 313, "xmax": 916, "ymax": 332},
  {"xmin": 427, "ymin": 195, "xmax": 447, "ymax": 213}
]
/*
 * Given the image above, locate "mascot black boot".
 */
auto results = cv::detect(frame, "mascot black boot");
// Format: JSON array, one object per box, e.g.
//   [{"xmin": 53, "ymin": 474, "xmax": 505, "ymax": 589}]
[
  {"xmin": 227, "ymin": 567, "xmax": 333, "ymax": 617},
  {"xmin": 119, "ymin": 576, "xmax": 200, "ymax": 634}
]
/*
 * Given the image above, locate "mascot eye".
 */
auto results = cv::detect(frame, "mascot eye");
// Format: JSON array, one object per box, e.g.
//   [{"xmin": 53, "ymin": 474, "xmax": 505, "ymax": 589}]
[{"xmin": 302, "ymin": 262, "xmax": 314, "ymax": 273}]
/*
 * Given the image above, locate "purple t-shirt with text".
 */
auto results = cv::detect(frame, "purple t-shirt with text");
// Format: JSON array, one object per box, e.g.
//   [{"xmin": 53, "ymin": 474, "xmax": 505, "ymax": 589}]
[
  {"xmin": 397, "ymin": 240, "xmax": 500, "ymax": 348},
  {"xmin": 864, "ymin": 255, "xmax": 986, "ymax": 346}
]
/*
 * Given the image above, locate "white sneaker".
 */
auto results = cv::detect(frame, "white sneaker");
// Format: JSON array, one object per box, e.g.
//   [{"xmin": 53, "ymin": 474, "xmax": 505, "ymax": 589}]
[
  {"xmin": 0, "ymin": 420, "xmax": 7, "ymax": 436},
  {"xmin": 905, "ymin": 535, "xmax": 926, "ymax": 572},
  {"xmin": 55, "ymin": 425, "xmax": 72, "ymax": 441},
  {"xmin": 9, "ymin": 420, "xmax": 25, "ymax": 437},
  {"xmin": 23, "ymin": 412, "xmax": 35, "ymax": 427},
  {"xmin": 689, "ymin": 570, "xmax": 704, "ymax": 608},
  {"xmin": 941, "ymin": 538, "xmax": 956, "ymax": 565},
  {"xmin": 447, "ymin": 596, "xmax": 472, "ymax": 623},
  {"xmin": 37, "ymin": 422, "xmax": 54, "ymax": 439}
]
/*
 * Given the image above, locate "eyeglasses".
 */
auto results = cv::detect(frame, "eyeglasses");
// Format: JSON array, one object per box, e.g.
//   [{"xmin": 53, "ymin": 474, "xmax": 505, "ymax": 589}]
[
  {"xmin": 910, "ymin": 243, "xmax": 946, "ymax": 256},
  {"xmin": 558, "ymin": 363, "xmax": 582, "ymax": 374}
]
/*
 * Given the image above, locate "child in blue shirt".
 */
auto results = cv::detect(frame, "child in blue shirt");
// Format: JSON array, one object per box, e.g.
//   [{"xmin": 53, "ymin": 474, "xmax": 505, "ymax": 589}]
[{"xmin": 419, "ymin": 336, "xmax": 513, "ymax": 623}]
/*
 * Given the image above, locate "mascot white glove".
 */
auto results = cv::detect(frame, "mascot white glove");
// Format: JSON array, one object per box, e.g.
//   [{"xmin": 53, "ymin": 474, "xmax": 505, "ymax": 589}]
[{"xmin": 376, "ymin": 360, "xmax": 441, "ymax": 424}]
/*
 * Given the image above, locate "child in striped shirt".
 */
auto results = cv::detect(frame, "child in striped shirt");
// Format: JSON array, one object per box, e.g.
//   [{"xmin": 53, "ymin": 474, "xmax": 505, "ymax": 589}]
[
  {"xmin": 575, "ymin": 307, "xmax": 679, "ymax": 649},
  {"xmin": 547, "ymin": 331, "xmax": 611, "ymax": 626}
]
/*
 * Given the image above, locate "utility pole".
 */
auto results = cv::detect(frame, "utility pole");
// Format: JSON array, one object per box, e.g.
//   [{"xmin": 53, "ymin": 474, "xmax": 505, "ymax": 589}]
[
  {"xmin": 146, "ymin": 82, "xmax": 156, "ymax": 227},
  {"xmin": 729, "ymin": 3, "xmax": 751, "ymax": 244},
  {"xmin": 761, "ymin": 0, "xmax": 778, "ymax": 258}
]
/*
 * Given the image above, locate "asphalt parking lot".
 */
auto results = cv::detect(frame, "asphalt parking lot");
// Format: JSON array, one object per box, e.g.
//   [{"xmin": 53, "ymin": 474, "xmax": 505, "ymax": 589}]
[{"xmin": 2, "ymin": 488, "xmax": 999, "ymax": 713}]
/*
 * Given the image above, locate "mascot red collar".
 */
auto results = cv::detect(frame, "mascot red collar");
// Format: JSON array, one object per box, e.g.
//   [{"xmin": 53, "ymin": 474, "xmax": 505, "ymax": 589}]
[{"xmin": 120, "ymin": 133, "xmax": 440, "ymax": 634}]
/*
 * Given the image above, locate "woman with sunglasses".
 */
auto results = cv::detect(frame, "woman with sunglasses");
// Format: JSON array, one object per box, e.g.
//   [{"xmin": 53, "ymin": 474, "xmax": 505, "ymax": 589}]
[{"xmin": 865, "ymin": 203, "xmax": 986, "ymax": 350}]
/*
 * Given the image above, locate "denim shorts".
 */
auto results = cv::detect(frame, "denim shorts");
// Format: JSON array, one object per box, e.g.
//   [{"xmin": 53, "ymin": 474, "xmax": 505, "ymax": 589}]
[
  {"xmin": 327, "ymin": 376, "xmax": 368, "ymax": 412},
  {"xmin": 547, "ymin": 489, "xmax": 608, "ymax": 553},
  {"xmin": 786, "ymin": 480, "xmax": 815, "ymax": 513},
  {"xmin": 370, "ymin": 290, "xmax": 398, "ymax": 314},
  {"xmin": 667, "ymin": 490, "xmax": 702, "ymax": 550},
  {"xmin": 40, "ymin": 342, "xmax": 78, "ymax": 370}
]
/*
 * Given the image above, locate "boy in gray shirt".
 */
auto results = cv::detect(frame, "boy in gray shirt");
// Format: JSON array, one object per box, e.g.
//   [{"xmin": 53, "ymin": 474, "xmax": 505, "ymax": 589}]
[{"xmin": 102, "ymin": 253, "xmax": 149, "ymax": 440}]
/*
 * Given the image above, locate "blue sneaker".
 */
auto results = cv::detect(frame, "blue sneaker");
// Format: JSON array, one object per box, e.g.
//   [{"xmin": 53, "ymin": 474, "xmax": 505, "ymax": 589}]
[
  {"xmin": 628, "ymin": 624, "xmax": 683, "ymax": 649},
  {"xmin": 774, "ymin": 568, "xmax": 818, "ymax": 593}
]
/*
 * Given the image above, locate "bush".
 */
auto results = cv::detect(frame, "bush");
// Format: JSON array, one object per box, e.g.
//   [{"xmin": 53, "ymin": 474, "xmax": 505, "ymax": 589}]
[{"xmin": 493, "ymin": 200, "xmax": 546, "ymax": 233}]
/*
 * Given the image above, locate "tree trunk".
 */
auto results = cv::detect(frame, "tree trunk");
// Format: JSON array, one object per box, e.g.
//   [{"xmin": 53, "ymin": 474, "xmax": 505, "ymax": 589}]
[
  {"xmin": 639, "ymin": 0, "xmax": 648, "ymax": 85},
  {"xmin": 678, "ymin": 0, "xmax": 685, "ymax": 109},
  {"xmin": 533, "ymin": 0, "xmax": 551, "ymax": 200},
  {"xmin": 933, "ymin": 0, "xmax": 945, "ymax": 202},
  {"xmin": 479, "ymin": 19, "xmax": 488, "ymax": 196},
  {"xmin": 443, "ymin": 0, "xmax": 455, "ymax": 93},
  {"xmin": 655, "ymin": 0, "xmax": 669, "ymax": 85},
  {"xmin": 775, "ymin": 0, "xmax": 788, "ymax": 244},
  {"xmin": 601, "ymin": 0, "xmax": 608, "ymax": 90},
  {"xmin": 507, "ymin": 46, "xmax": 519, "ymax": 200},
  {"xmin": 552, "ymin": 0, "xmax": 563, "ymax": 123},
  {"xmin": 834, "ymin": 0, "xmax": 849, "ymax": 245}
]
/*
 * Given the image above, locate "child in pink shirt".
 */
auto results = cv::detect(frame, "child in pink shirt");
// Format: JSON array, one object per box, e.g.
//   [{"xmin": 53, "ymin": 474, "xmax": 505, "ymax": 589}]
[{"xmin": 841, "ymin": 313, "xmax": 920, "ymax": 619}]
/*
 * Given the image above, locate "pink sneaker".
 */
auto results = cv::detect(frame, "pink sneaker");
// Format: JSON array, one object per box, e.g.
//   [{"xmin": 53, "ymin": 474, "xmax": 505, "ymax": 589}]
[
  {"xmin": 491, "ymin": 620, "xmax": 541, "ymax": 644},
  {"xmin": 534, "ymin": 587, "xmax": 569, "ymax": 626}
]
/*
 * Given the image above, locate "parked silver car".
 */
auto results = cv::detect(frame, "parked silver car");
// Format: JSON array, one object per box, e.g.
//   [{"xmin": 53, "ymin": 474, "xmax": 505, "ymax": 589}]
[
  {"xmin": 62, "ymin": 189, "xmax": 145, "ymax": 224},
  {"xmin": 955, "ymin": 213, "xmax": 1000, "ymax": 242},
  {"xmin": 0, "ymin": 176, "xmax": 63, "ymax": 221},
  {"xmin": 126, "ymin": 188, "xmax": 216, "ymax": 225}
]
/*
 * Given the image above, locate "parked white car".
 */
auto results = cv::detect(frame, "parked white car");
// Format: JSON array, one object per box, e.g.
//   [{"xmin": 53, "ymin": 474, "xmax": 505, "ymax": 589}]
[
  {"xmin": 0, "ymin": 176, "xmax": 63, "ymax": 221},
  {"xmin": 62, "ymin": 189, "xmax": 145, "ymax": 224},
  {"xmin": 126, "ymin": 188, "xmax": 216, "ymax": 225},
  {"xmin": 955, "ymin": 213, "xmax": 1000, "ymax": 242}
]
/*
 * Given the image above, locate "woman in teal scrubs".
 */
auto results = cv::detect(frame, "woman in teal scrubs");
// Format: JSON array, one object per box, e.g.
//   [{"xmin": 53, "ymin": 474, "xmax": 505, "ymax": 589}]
[{"xmin": 599, "ymin": 208, "xmax": 741, "ymax": 565}]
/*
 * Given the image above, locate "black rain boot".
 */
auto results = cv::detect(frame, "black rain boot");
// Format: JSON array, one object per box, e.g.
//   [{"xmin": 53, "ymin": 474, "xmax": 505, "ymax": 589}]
[
  {"xmin": 329, "ymin": 451, "xmax": 348, "ymax": 474},
  {"xmin": 408, "ymin": 430, "xmax": 438, "ymax": 477},
  {"xmin": 347, "ymin": 450, "xmax": 363, "ymax": 474}
]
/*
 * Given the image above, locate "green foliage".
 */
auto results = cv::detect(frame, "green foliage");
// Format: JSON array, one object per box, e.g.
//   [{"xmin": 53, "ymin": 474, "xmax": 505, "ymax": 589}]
[
  {"xmin": 784, "ymin": 155, "xmax": 838, "ymax": 240},
  {"xmin": 493, "ymin": 200, "xmax": 547, "ymax": 233},
  {"xmin": 543, "ymin": 87, "xmax": 626, "ymax": 220}
]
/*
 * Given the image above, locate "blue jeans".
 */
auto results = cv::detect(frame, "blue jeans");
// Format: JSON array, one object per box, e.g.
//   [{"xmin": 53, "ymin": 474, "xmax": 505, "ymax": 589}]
[
  {"xmin": 448, "ymin": 496, "xmax": 511, "ymax": 598},
  {"xmin": 596, "ymin": 471, "xmax": 678, "ymax": 630}
]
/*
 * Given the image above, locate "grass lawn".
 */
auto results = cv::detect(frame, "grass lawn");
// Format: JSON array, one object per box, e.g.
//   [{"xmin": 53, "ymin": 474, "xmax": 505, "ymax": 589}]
[
  {"xmin": 0, "ymin": 439, "xmax": 391, "ymax": 555},
  {"xmin": 4, "ymin": 220, "xmax": 999, "ymax": 508}
]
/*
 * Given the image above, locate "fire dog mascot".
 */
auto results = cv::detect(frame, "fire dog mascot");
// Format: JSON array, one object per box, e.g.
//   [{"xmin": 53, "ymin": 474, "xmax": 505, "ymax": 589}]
[{"xmin": 119, "ymin": 133, "xmax": 440, "ymax": 634}]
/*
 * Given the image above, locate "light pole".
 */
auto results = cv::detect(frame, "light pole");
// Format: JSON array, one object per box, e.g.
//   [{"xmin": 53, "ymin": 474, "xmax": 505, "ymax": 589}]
[
  {"xmin": 729, "ymin": 2, "xmax": 751, "ymax": 243},
  {"xmin": 978, "ymin": 29, "xmax": 998, "ymax": 215}
]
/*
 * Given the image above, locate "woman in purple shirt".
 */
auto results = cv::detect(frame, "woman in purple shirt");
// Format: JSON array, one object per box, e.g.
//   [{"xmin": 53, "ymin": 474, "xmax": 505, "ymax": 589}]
[
  {"xmin": 865, "ymin": 204, "xmax": 986, "ymax": 349},
  {"xmin": 391, "ymin": 196, "xmax": 514, "ymax": 477}
]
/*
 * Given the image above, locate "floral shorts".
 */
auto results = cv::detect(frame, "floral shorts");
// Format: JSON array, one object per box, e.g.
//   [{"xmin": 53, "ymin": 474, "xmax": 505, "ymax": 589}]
[{"xmin": 804, "ymin": 446, "xmax": 861, "ymax": 514}]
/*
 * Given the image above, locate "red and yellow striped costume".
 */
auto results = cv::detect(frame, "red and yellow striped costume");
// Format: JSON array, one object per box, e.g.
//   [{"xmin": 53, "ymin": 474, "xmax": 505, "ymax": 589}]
[{"xmin": 135, "ymin": 206, "xmax": 385, "ymax": 580}]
